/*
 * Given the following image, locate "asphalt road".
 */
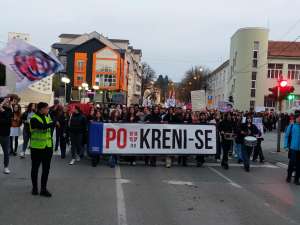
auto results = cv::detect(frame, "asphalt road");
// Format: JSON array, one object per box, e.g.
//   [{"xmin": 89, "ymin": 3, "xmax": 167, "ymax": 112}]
[{"xmin": 0, "ymin": 131, "xmax": 299, "ymax": 225}]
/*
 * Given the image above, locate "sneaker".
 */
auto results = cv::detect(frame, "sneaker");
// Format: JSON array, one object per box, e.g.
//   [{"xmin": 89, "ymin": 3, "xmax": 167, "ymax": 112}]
[
  {"xmin": 3, "ymin": 167, "xmax": 10, "ymax": 174},
  {"xmin": 69, "ymin": 159, "xmax": 75, "ymax": 165},
  {"xmin": 75, "ymin": 155, "xmax": 81, "ymax": 162},
  {"xmin": 40, "ymin": 190, "xmax": 52, "ymax": 197},
  {"xmin": 20, "ymin": 152, "xmax": 25, "ymax": 158}
]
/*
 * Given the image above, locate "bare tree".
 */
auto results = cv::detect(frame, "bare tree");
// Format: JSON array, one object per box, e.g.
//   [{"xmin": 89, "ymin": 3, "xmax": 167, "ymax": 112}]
[
  {"xmin": 176, "ymin": 66, "xmax": 210, "ymax": 103},
  {"xmin": 141, "ymin": 62, "xmax": 156, "ymax": 99}
]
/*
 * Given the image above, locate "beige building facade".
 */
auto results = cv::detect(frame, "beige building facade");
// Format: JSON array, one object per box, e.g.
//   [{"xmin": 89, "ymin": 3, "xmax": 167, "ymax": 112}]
[{"xmin": 211, "ymin": 27, "xmax": 300, "ymax": 112}]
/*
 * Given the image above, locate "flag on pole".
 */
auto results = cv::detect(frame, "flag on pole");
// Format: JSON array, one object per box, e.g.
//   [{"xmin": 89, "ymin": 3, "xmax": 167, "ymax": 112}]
[{"xmin": 0, "ymin": 39, "xmax": 63, "ymax": 91}]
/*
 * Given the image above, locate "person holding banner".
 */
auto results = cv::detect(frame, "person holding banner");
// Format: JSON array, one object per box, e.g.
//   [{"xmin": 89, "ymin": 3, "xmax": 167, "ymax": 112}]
[
  {"xmin": 125, "ymin": 107, "xmax": 139, "ymax": 166},
  {"xmin": 162, "ymin": 107, "xmax": 181, "ymax": 168},
  {"xmin": 91, "ymin": 110, "xmax": 103, "ymax": 167},
  {"xmin": 196, "ymin": 112, "xmax": 207, "ymax": 167},
  {"xmin": 144, "ymin": 106, "xmax": 161, "ymax": 167}
]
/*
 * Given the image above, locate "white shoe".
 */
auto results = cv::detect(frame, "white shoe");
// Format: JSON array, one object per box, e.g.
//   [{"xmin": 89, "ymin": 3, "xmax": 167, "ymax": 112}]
[
  {"xmin": 75, "ymin": 155, "xmax": 81, "ymax": 162},
  {"xmin": 4, "ymin": 167, "xmax": 10, "ymax": 174},
  {"xmin": 20, "ymin": 152, "xmax": 25, "ymax": 158},
  {"xmin": 132, "ymin": 161, "xmax": 136, "ymax": 166},
  {"xmin": 69, "ymin": 159, "xmax": 76, "ymax": 165}
]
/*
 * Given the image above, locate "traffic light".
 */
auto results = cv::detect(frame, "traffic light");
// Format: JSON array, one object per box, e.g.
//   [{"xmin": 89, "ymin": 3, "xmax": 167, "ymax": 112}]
[
  {"xmin": 287, "ymin": 94, "xmax": 295, "ymax": 101},
  {"xmin": 279, "ymin": 80, "xmax": 288, "ymax": 88},
  {"xmin": 279, "ymin": 81, "xmax": 295, "ymax": 100},
  {"xmin": 268, "ymin": 86, "xmax": 278, "ymax": 100}
]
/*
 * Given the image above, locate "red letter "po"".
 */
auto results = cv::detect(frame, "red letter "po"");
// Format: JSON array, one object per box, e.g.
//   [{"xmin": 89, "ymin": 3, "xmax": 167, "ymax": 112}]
[
  {"xmin": 106, "ymin": 128, "xmax": 116, "ymax": 148},
  {"xmin": 117, "ymin": 128, "xmax": 127, "ymax": 149}
]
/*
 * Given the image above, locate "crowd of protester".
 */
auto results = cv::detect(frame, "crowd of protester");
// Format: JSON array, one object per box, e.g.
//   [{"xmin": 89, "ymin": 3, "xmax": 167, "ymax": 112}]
[
  {"xmin": 1, "ymin": 96, "xmax": 300, "ymax": 186},
  {"xmin": 31, "ymin": 100, "xmax": 276, "ymax": 171}
]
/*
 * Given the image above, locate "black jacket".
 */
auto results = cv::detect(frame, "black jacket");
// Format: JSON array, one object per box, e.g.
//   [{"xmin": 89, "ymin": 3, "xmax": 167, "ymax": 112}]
[
  {"xmin": 145, "ymin": 113, "xmax": 162, "ymax": 123},
  {"xmin": 68, "ymin": 112, "xmax": 87, "ymax": 134},
  {"xmin": 0, "ymin": 106, "xmax": 12, "ymax": 136}
]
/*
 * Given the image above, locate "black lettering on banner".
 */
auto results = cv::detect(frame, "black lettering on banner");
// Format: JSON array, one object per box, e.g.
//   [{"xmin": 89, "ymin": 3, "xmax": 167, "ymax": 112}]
[
  {"xmin": 183, "ymin": 129, "xmax": 187, "ymax": 149},
  {"xmin": 172, "ymin": 129, "xmax": 182, "ymax": 149},
  {"xmin": 205, "ymin": 130, "xmax": 213, "ymax": 149},
  {"xmin": 140, "ymin": 129, "xmax": 150, "ymax": 148},
  {"xmin": 162, "ymin": 129, "xmax": 171, "ymax": 149},
  {"xmin": 195, "ymin": 130, "xmax": 204, "ymax": 149},
  {"xmin": 152, "ymin": 129, "xmax": 161, "ymax": 148}
]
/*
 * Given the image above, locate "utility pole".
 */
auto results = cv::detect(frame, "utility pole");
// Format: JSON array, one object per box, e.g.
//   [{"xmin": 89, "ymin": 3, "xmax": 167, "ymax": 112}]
[{"xmin": 277, "ymin": 98, "xmax": 282, "ymax": 152}]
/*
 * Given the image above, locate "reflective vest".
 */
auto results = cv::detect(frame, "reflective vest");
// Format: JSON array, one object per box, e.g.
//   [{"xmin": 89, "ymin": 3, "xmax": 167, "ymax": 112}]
[{"xmin": 30, "ymin": 114, "xmax": 52, "ymax": 149}]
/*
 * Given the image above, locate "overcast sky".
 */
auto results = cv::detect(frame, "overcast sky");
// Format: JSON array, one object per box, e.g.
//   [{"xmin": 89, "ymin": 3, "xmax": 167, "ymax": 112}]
[{"xmin": 1, "ymin": 0, "xmax": 300, "ymax": 81}]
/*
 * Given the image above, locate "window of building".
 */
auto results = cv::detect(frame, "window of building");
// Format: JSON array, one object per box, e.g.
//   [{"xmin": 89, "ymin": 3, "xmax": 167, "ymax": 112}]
[
  {"xmin": 252, "ymin": 72, "xmax": 257, "ymax": 80},
  {"xmin": 251, "ymin": 89, "xmax": 256, "ymax": 97},
  {"xmin": 0, "ymin": 63, "xmax": 6, "ymax": 86},
  {"xmin": 252, "ymin": 59, "xmax": 258, "ymax": 68},
  {"xmin": 267, "ymin": 63, "xmax": 283, "ymax": 79},
  {"xmin": 251, "ymin": 81, "xmax": 256, "ymax": 88},
  {"xmin": 254, "ymin": 41, "xmax": 259, "ymax": 51},
  {"xmin": 95, "ymin": 74, "xmax": 116, "ymax": 87},
  {"xmin": 77, "ymin": 60, "xmax": 85, "ymax": 72},
  {"xmin": 74, "ymin": 53, "xmax": 87, "ymax": 87},
  {"xmin": 250, "ymin": 100, "xmax": 255, "ymax": 109},
  {"xmin": 253, "ymin": 51, "xmax": 258, "ymax": 59},
  {"xmin": 77, "ymin": 74, "xmax": 83, "ymax": 81},
  {"xmin": 93, "ymin": 48, "xmax": 119, "ymax": 88},
  {"xmin": 95, "ymin": 60, "xmax": 117, "ymax": 73},
  {"xmin": 264, "ymin": 96, "xmax": 276, "ymax": 108},
  {"xmin": 288, "ymin": 64, "xmax": 300, "ymax": 80}
]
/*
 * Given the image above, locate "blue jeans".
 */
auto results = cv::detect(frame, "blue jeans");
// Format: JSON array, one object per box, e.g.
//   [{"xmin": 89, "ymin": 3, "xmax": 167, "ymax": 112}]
[
  {"xmin": 242, "ymin": 145, "xmax": 253, "ymax": 168},
  {"xmin": 22, "ymin": 128, "xmax": 30, "ymax": 153},
  {"xmin": 109, "ymin": 155, "xmax": 117, "ymax": 168},
  {"xmin": 235, "ymin": 143, "xmax": 243, "ymax": 161},
  {"xmin": 0, "ymin": 136, "xmax": 10, "ymax": 167}
]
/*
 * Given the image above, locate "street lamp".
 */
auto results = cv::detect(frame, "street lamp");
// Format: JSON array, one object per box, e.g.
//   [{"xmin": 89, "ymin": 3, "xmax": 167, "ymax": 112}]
[
  {"xmin": 93, "ymin": 85, "xmax": 99, "ymax": 90},
  {"xmin": 82, "ymin": 82, "xmax": 88, "ymax": 88},
  {"xmin": 61, "ymin": 77, "xmax": 70, "ymax": 104},
  {"xmin": 78, "ymin": 86, "xmax": 82, "ymax": 101}
]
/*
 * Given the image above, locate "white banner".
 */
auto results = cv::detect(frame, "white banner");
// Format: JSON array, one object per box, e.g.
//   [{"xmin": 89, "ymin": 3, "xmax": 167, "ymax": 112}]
[
  {"xmin": 191, "ymin": 90, "xmax": 206, "ymax": 111},
  {"xmin": 102, "ymin": 123, "xmax": 217, "ymax": 155},
  {"xmin": 0, "ymin": 40, "xmax": 63, "ymax": 91}
]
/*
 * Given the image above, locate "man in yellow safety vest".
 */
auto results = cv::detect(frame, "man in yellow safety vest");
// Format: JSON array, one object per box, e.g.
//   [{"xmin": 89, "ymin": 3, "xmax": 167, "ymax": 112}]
[{"xmin": 30, "ymin": 102, "xmax": 54, "ymax": 197}]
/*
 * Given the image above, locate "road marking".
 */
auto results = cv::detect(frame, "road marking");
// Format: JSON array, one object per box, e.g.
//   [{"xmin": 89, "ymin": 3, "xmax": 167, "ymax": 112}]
[
  {"xmin": 275, "ymin": 162, "xmax": 288, "ymax": 169},
  {"xmin": 205, "ymin": 163, "xmax": 279, "ymax": 168},
  {"xmin": 208, "ymin": 167, "xmax": 242, "ymax": 189},
  {"xmin": 120, "ymin": 179, "xmax": 131, "ymax": 184},
  {"xmin": 164, "ymin": 180, "xmax": 195, "ymax": 186},
  {"xmin": 115, "ymin": 166, "xmax": 128, "ymax": 225}
]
